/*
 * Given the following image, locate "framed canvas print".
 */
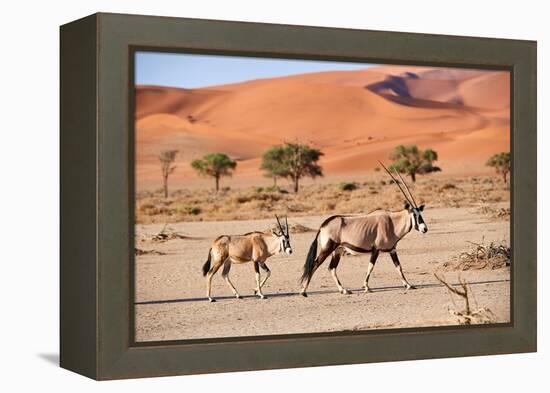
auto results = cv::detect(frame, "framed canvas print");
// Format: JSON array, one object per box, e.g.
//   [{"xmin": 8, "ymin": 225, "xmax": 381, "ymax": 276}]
[{"xmin": 60, "ymin": 13, "xmax": 537, "ymax": 380}]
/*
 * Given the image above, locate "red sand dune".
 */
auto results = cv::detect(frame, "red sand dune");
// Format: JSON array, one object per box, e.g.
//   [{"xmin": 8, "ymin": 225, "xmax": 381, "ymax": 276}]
[{"xmin": 135, "ymin": 66, "xmax": 510, "ymax": 190}]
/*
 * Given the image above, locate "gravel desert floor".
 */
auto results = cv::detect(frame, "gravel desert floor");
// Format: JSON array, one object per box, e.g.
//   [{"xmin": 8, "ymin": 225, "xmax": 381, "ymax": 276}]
[{"xmin": 134, "ymin": 206, "xmax": 510, "ymax": 342}]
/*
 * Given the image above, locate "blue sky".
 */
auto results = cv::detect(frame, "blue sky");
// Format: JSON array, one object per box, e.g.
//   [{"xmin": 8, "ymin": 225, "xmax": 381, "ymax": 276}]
[{"xmin": 135, "ymin": 51, "xmax": 374, "ymax": 89}]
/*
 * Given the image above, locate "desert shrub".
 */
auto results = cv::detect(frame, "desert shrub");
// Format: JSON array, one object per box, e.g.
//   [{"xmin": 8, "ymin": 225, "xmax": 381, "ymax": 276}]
[
  {"xmin": 440, "ymin": 183, "xmax": 457, "ymax": 191},
  {"xmin": 139, "ymin": 202, "xmax": 171, "ymax": 216},
  {"xmin": 233, "ymin": 192, "xmax": 282, "ymax": 204},
  {"xmin": 188, "ymin": 206, "xmax": 201, "ymax": 215},
  {"xmin": 264, "ymin": 185, "xmax": 288, "ymax": 193},
  {"xmin": 139, "ymin": 202, "xmax": 156, "ymax": 212},
  {"xmin": 287, "ymin": 202, "xmax": 311, "ymax": 213},
  {"xmin": 339, "ymin": 182, "xmax": 359, "ymax": 191},
  {"xmin": 478, "ymin": 205, "xmax": 510, "ymax": 219}
]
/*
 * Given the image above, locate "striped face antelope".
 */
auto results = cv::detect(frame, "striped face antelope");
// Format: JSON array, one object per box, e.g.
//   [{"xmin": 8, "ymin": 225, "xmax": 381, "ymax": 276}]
[
  {"xmin": 409, "ymin": 203, "xmax": 427, "ymax": 233},
  {"xmin": 299, "ymin": 162, "xmax": 428, "ymax": 297},
  {"xmin": 202, "ymin": 216, "xmax": 291, "ymax": 302},
  {"xmin": 273, "ymin": 217, "xmax": 293, "ymax": 255}
]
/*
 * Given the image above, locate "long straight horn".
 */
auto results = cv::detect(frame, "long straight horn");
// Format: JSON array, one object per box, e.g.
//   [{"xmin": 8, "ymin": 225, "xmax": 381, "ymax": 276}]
[
  {"xmin": 394, "ymin": 169, "xmax": 418, "ymax": 208},
  {"xmin": 284, "ymin": 216, "xmax": 289, "ymax": 236},
  {"xmin": 275, "ymin": 215, "xmax": 284, "ymax": 234},
  {"xmin": 378, "ymin": 161, "xmax": 413, "ymax": 206}
]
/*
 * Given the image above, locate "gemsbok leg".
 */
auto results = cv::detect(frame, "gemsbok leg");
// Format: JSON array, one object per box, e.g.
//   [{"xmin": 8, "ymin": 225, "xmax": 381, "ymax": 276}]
[
  {"xmin": 205, "ymin": 254, "xmax": 225, "ymax": 302},
  {"xmin": 221, "ymin": 260, "xmax": 241, "ymax": 299},
  {"xmin": 328, "ymin": 248, "xmax": 351, "ymax": 294},
  {"xmin": 253, "ymin": 262, "xmax": 272, "ymax": 296},
  {"xmin": 258, "ymin": 262, "xmax": 271, "ymax": 290},
  {"xmin": 253, "ymin": 261, "xmax": 267, "ymax": 299},
  {"xmin": 389, "ymin": 249, "xmax": 415, "ymax": 289},
  {"xmin": 363, "ymin": 249, "xmax": 380, "ymax": 293}
]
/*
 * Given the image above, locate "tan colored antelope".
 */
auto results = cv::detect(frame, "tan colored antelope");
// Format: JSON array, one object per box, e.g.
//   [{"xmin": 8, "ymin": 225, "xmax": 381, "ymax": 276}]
[
  {"xmin": 202, "ymin": 216, "xmax": 292, "ymax": 302},
  {"xmin": 300, "ymin": 162, "xmax": 428, "ymax": 297}
]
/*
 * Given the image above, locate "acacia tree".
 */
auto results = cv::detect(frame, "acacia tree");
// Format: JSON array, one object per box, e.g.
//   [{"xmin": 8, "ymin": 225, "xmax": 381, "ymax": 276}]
[
  {"xmin": 191, "ymin": 152, "xmax": 237, "ymax": 192},
  {"xmin": 158, "ymin": 149, "xmax": 178, "ymax": 198},
  {"xmin": 388, "ymin": 145, "xmax": 440, "ymax": 183},
  {"xmin": 260, "ymin": 146, "xmax": 287, "ymax": 187},
  {"xmin": 486, "ymin": 152, "xmax": 511, "ymax": 186},
  {"xmin": 261, "ymin": 143, "xmax": 323, "ymax": 193}
]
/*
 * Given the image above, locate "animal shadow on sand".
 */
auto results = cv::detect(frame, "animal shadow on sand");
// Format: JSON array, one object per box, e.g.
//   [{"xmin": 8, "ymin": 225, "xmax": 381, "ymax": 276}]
[{"xmin": 134, "ymin": 278, "xmax": 509, "ymax": 305}]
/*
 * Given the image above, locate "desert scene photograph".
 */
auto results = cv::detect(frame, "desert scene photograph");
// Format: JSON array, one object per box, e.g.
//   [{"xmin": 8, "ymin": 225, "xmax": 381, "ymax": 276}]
[{"xmin": 133, "ymin": 52, "xmax": 511, "ymax": 342}]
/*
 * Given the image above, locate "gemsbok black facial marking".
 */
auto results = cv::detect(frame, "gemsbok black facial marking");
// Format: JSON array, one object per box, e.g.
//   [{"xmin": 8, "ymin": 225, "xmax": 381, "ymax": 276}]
[{"xmin": 406, "ymin": 202, "xmax": 427, "ymax": 233}]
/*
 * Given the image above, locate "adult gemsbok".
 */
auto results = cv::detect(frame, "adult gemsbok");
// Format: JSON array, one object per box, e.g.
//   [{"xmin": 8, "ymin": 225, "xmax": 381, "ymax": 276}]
[
  {"xmin": 202, "ymin": 216, "xmax": 292, "ymax": 302},
  {"xmin": 300, "ymin": 162, "xmax": 428, "ymax": 297}
]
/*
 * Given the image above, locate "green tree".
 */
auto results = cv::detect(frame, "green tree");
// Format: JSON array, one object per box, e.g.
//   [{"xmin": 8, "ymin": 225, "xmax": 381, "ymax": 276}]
[
  {"xmin": 158, "ymin": 149, "xmax": 178, "ymax": 198},
  {"xmin": 260, "ymin": 146, "xmax": 287, "ymax": 187},
  {"xmin": 388, "ymin": 145, "xmax": 440, "ymax": 183},
  {"xmin": 486, "ymin": 152, "xmax": 511, "ymax": 186},
  {"xmin": 260, "ymin": 142, "xmax": 323, "ymax": 193},
  {"xmin": 191, "ymin": 153, "xmax": 237, "ymax": 192}
]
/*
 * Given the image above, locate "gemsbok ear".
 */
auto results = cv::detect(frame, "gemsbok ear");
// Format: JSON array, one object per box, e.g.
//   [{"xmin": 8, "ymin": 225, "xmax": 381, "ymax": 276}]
[{"xmin": 418, "ymin": 204, "xmax": 425, "ymax": 211}]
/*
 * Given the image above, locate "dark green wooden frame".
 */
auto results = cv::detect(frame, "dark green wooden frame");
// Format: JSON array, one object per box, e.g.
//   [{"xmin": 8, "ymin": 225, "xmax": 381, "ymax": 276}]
[{"xmin": 60, "ymin": 12, "xmax": 537, "ymax": 380}]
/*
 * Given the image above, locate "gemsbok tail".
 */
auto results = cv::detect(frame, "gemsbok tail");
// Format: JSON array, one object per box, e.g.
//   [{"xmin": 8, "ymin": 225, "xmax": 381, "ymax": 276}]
[
  {"xmin": 202, "ymin": 248, "xmax": 212, "ymax": 276},
  {"xmin": 301, "ymin": 231, "xmax": 319, "ymax": 283}
]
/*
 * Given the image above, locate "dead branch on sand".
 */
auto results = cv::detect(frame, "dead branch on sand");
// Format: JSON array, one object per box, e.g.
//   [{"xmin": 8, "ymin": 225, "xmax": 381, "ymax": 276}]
[
  {"xmin": 135, "ymin": 248, "xmax": 166, "ymax": 256},
  {"xmin": 139, "ymin": 223, "xmax": 205, "ymax": 243},
  {"xmin": 434, "ymin": 273, "xmax": 496, "ymax": 325},
  {"xmin": 266, "ymin": 222, "xmax": 316, "ymax": 234}
]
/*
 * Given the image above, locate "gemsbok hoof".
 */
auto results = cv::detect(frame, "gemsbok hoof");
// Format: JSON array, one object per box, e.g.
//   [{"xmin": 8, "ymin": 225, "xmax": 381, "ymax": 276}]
[
  {"xmin": 341, "ymin": 289, "xmax": 351, "ymax": 295},
  {"xmin": 300, "ymin": 292, "xmax": 308, "ymax": 298},
  {"xmin": 406, "ymin": 285, "xmax": 417, "ymax": 290},
  {"xmin": 208, "ymin": 298, "xmax": 216, "ymax": 303},
  {"xmin": 235, "ymin": 294, "xmax": 242, "ymax": 299}
]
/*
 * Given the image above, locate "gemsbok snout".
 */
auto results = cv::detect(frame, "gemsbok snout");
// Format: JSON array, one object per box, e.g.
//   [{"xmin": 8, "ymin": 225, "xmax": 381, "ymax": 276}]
[
  {"xmin": 300, "ymin": 162, "xmax": 428, "ymax": 297},
  {"xmin": 202, "ymin": 215, "xmax": 292, "ymax": 302}
]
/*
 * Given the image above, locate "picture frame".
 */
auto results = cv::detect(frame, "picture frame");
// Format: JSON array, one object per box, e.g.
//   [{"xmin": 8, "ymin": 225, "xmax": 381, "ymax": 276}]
[{"xmin": 60, "ymin": 12, "xmax": 536, "ymax": 380}]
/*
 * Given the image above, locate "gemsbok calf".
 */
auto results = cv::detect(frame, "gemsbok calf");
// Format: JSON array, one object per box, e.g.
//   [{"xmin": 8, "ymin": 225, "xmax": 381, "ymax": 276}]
[
  {"xmin": 300, "ymin": 162, "xmax": 428, "ymax": 297},
  {"xmin": 202, "ymin": 216, "xmax": 292, "ymax": 302}
]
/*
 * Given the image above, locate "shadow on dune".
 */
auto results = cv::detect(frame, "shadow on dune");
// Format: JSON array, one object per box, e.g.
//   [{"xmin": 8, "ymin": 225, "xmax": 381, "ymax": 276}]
[{"xmin": 134, "ymin": 278, "xmax": 510, "ymax": 305}]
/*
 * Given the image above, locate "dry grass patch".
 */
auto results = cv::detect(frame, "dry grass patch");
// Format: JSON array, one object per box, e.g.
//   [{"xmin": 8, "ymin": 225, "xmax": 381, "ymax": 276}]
[
  {"xmin": 441, "ymin": 239, "xmax": 510, "ymax": 271},
  {"xmin": 478, "ymin": 205, "xmax": 510, "ymax": 220},
  {"xmin": 136, "ymin": 175, "xmax": 510, "ymax": 224}
]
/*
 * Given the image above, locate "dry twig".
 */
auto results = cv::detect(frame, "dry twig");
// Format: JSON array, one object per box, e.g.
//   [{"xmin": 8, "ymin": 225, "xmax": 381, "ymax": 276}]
[
  {"xmin": 139, "ymin": 224, "xmax": 204, "ymax": 243},
  {"xmin": 434, "ymin": 272, "xmax": 496, "ymax": 325}
]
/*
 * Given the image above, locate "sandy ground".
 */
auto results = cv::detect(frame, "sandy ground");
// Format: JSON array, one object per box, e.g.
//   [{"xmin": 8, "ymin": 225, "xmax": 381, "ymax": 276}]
[{"xmin": 135, "ymin": 206, "xmax": 510, "ymax": 342}]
